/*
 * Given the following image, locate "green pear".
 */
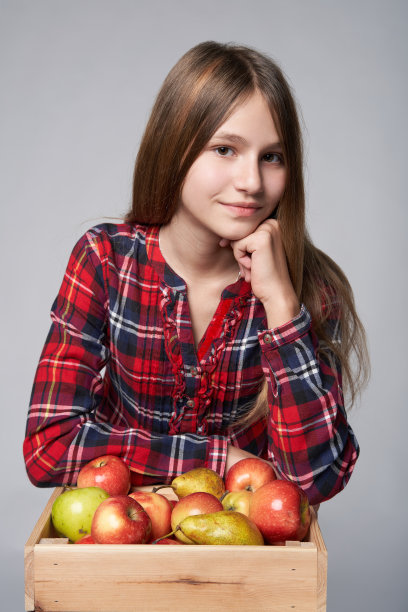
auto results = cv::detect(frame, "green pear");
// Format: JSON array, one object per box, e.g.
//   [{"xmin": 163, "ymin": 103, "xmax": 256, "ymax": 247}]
[
  {"xmin": 52, "ymin": 487, "xmax": 110, "ymax": 542},
  {"xmin": 178, "ymin": 511, "xmax": 264, "ymax": 545},
  {"xmin": 171, "ymin": 467, "xmax": 225, "ymax": 499}
]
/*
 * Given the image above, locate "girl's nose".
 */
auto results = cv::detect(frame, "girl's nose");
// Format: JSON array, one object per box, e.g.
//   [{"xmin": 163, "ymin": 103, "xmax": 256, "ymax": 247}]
[{"xmin": 233, "ymin": 157, "xmax": 263, "ymax": 194}]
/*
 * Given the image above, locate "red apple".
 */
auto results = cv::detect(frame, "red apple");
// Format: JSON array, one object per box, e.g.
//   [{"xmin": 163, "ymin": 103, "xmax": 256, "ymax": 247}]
[
  {"xmin": 75, "ymin": 534, "xmax": 96, "ymax": 544},
  {"xmin": 221, "ymin": 490, "xmax": 253, "ymax": 516},
  {"xmin": 91, "ymin": 496, "xmax": 152, "ymax": 544},
  {"xmin": 154, "ymin": 538, "xmax": 183, "ymax": 545},
  {"xmin": 128, "ymin": 491, "xmax": 172, "ymax": 542},
  {"xmin": 171, "ymin": 492, "xmax": 223, "ymax": 544},
  {"xmin": 77, "ymin": 455, "xmax": 131, "ymax": 497},
  {"xmin": 249, "ymin": 480, "xmax": 311, "ymax": 543},
  {"xmin": 225, "ymin": 457, "xmax": 276, "ymax": 493}
]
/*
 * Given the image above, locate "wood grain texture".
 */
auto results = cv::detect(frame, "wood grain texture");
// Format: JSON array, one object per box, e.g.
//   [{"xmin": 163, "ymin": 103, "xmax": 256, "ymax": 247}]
[
  {"xmin": 25, "ymin": 487, "xmax": 64, "ymax": 610},
  {"xmin": 310, "ymin": 508, "xmax": 328, "ymax": 612},
  {"xmin": 34, "ymin": 544, "xmax": 318, "ymax": 612}
]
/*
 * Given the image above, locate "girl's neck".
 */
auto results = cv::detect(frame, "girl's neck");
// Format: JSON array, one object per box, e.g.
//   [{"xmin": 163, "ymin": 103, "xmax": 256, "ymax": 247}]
[{"xmin": 159, "ymin": 219, "xmax": 239, "ymax": 285}]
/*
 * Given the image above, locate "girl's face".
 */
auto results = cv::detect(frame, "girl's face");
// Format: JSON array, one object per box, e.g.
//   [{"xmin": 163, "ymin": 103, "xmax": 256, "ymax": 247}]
[{"xmin": 176, "ymin": 91, "xmax": 286, "ymax": 243}]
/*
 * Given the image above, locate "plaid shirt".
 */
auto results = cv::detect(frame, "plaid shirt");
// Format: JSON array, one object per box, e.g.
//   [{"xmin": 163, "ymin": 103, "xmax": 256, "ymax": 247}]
[{"xmin": 24, "ymin": 223, "xmax": 359, "ymax": 504}]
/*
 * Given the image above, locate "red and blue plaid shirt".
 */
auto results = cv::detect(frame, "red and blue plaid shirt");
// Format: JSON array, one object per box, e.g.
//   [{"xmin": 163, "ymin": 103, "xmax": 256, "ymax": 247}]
[{"xmin": 24, "ymin": 223, "xmax": 359, "ymax": 504}]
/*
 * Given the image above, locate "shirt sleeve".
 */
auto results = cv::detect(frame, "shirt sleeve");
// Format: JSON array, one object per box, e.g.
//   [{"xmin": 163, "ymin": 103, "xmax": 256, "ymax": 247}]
[
  {"xmin": 257, "ymin": 304, "xmax": 360, "ymax": 505},
  {"xmin": 23, "ymin": 230, "xmax": 228, "ymax": 488}
]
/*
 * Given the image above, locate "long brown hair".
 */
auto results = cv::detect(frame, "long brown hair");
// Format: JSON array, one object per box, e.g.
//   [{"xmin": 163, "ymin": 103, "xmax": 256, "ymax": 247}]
[{"xmin": 125, "ymin": 41, "xmax": 369, "ymax": 421}]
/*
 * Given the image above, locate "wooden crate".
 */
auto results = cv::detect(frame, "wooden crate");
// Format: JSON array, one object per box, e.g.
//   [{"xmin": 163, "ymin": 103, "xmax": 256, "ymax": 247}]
[{"xmin": 25, "ymin": 486, "xmax": 327, "ymax": 612}]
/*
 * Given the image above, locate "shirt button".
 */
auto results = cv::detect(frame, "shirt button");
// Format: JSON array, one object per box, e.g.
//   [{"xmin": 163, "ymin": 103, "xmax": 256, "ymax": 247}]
[
  {"xmin": 264, "ymin": 333, "xmax": 272, "ymax": 344},
  {"xmin": 186, "ymin": 399, "xmax": 195, "ymax": 408},
  {"xmin": 197, "ymin": 418, "xmax": 208, "ymax": 435}
]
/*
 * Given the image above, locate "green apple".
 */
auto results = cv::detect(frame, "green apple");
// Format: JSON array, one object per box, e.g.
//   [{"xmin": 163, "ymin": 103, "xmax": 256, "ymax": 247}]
[{"xmin": 52, "ymin": 486, "xmax": 110, "ymax": 542}]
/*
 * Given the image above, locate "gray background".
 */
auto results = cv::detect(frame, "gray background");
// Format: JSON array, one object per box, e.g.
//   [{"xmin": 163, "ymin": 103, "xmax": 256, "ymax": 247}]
[{"xmin": 1, "ymin": 1, "xmax": 407, "ymax": 610}]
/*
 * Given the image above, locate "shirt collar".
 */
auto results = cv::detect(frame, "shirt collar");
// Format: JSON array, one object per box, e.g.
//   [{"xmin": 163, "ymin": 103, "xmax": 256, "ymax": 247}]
[{"xmin": 145, "ymin": 225, "xmax": 186, "ymax": 291}]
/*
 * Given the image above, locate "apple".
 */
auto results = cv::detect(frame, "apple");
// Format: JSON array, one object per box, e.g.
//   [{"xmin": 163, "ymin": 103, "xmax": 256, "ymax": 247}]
[
  {"xmin": 77, "ymin": 455, "xmax": 130, "ymax": 496},
  {"xmin": 128, "ymin": 491, "xmax": 173, "ymax": 542},
  {"xmin": 154, "ymin": 538, "xmax": 183, "ymax": 545},
  {"xmin": 248, "ymin": 480, "xmax": 311, "ymax": 543},
  {"xmin": 75, "ymin": 534, "xmax": 96, "ymax": 544},
  {"xmin": 51, "ymin": 486, "xmax": 110, "ymax": 543},
  {"xmin": 91, "ymin": 496, "xmax": 152, "ymax": 544},
  {"xmin": 225, "ymin": 457, "xmax": 276, "ymax": 493},
  {"xmin": 221, "ymin": 490, "xmax": 253, "ymax": 517},
  {"xmin": 171, "ymin": 492, "xmax": 223, "ymax": 544}
]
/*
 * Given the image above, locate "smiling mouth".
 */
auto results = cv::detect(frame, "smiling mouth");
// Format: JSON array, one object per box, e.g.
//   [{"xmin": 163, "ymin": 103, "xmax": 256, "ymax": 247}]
[
  {"xmin": 221, "ymin": 202, "xmax": 259, "ymax": 208},
  {"xmin": 220, "ymin": 202, "xmax": 260, "ymax": 216}
]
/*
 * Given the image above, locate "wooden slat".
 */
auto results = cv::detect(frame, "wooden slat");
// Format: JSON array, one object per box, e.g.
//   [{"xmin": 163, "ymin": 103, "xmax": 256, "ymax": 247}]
[
  {"xmin": 309, "ymin": 508, "xmax": 328, "ymax": 612},
  {"xmin": 24, "ymin": 544, "xmax": 34, "ymax": 612},
  {"xmin": 39, "ymin": 537, "xmax": 69, "ymax": 545},
  {"xmin": 34, "ymin": 544, "xmax": 318, "ymax": 612},
  {"xmin": 25, "ymin": 487, "xmax": 64, "ymax": 610}
]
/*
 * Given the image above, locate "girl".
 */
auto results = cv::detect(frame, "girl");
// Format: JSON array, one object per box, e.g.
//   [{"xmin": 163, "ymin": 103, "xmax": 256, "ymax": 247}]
[{"xmin": 23, "ymin": 41, "xmax": 369, "ymax": 505}]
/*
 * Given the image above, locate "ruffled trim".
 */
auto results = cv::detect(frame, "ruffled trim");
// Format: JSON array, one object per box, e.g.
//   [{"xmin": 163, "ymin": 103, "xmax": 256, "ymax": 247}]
[
  {"xmin": 196, "ymin": 296, "xmax": 249, "ymax": 429},
  {"xmin": 159, "ymin": 286, "xmax": 187, "ymax": 435},
  {"xmin": 160, "ymin": 285, "xmax": 250, "ymax": 435}
]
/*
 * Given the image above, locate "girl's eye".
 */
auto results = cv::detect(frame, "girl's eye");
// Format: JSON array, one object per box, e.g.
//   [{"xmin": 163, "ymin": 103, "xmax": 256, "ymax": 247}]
[
  {"xmin": 215, "ymin": 146, "xmax": 234, "ymax": 157},
  {"xmin": 263, "ymin": 152, "xmax": 283, "ymax": 164}
]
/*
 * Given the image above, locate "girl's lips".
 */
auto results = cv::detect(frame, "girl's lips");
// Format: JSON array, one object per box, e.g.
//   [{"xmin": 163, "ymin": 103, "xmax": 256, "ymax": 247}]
[{"xmin": 220, "ymin": 203, "xmax": 260, "ymax": 217}]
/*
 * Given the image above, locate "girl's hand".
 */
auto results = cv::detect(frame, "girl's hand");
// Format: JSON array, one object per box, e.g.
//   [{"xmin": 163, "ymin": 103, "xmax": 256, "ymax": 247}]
[
  {"xmin": 226, "ymin": 444, "xmax": 271, "ymax": 473},
  {"xmin": 220, "ymin": 219, "xmax": 300, "ymax": 328}
]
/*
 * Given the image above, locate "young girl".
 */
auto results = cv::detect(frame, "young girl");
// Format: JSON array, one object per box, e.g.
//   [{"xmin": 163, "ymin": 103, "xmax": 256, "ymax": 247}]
[{"xmin": 23, "ymin": 41, "xmax": 368, "ymax": 506}]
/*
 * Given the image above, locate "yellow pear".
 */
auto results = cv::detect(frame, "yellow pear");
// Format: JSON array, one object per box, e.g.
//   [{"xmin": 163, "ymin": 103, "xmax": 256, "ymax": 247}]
[
  {"xmin": 171, "ymin": 467, "xmax": 225, "ymax": 499},
  {"xmin": 178, "ymin": 511, "xmax": 264, "ymax": 545}
]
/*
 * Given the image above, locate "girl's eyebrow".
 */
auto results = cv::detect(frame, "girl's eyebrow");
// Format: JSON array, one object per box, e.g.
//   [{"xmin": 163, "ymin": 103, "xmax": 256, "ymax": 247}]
[{"xmin": 210, "ymin": 131, "xmax": 282, "ymax": 149}]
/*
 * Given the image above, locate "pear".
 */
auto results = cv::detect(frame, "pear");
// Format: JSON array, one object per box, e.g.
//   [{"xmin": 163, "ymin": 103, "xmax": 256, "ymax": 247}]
[
  {"xmin": 170, "ymin": 467, "xmax": 226, "ymax": 499},
  {"xmin": 178, "ymin": 511, "xmax": 264, "ymax": 545}
]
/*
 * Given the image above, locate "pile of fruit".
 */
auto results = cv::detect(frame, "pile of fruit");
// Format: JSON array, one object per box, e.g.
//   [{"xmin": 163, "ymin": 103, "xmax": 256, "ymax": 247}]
[{"xmin": 51, "ymin": 455, "xmax": 311, "ymax": 546}]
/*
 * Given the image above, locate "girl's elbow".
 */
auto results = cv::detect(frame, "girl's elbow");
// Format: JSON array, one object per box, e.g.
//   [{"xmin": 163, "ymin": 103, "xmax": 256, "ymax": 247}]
[
  {"xmin": 23, "ymin": 436, "xmax": 60, "ymax": 488},
  {"xmin": 24, "ymin": 462, "xmax": 57, "ymax": 488},
  {"xmin": 305, "ymin": 459, "xmax": 358, "ymax": 505}
]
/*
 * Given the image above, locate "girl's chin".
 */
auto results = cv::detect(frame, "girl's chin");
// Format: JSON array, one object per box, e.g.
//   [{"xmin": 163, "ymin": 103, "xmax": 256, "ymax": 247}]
[{"xmin": 218, "ymin": 227, "xmax": 260, "ymax": 243}]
